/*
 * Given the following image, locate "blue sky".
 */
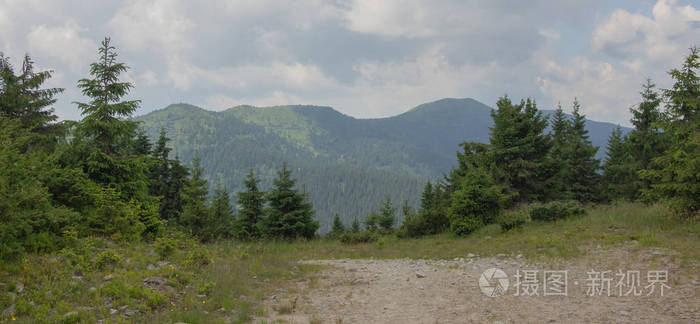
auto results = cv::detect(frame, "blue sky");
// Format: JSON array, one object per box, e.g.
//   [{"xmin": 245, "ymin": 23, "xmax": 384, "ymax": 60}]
[{"xmin": 1, "ymin": 0, "xmax": 698, "ymax": 126}]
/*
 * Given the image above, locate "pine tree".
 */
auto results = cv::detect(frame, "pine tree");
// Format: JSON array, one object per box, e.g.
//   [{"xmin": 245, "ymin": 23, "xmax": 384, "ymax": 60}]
[
  {"xmin": 563, "ymin": 99, "xmax": 601, "ymax": 202},
  {"xmin": 420, "ymin": 181, "xmax": 434, "ymax": 211},
  {"xmin": 236, "ymin": 168, "xmax": 265, "ymax": 239},
  {"xmin": 628, "ymin": 79, "xmax": 668, "ymax": 193},
  {"xmin": 350, "ymin": 217, "xmax": 360, "ymax": 233},
  {"xmin": 74, "ymin": 37, "xmax": 140, "ymax": 156},
  {"xmin": 602, "ymin": 126, "xmax": 637, "ymax": 200},
  {"xmin": 264, "ymin": 163, "xmax": 318, "ymax": 239},
  {"xmin": 447, "ymin": 167, "xmax": 506, "ymax": 236},
  {"xmin": 642, "ymin": 47, "xmax": 700, "ymax": 215},
  {"xmin": 330, "ymin": 214, "xmax": 345, "ymax": 237},
  {"xmin": 206, "ymin": 183, "xmax": 234, "ymax": 241},
  {"xmin": 180, "ymin": 156, "xmax": 209, "ymax": 236},
  {"xmin": 489, "ymin": 96, "xmax": 551, "ymax": 203},
  {"xmin": 547, "ymin": 103, "xmax": 571, "ymax": 200},
  {"xmin": 0, "ymin": 53, "xmax": 63, "ymax": 134},
  {"xmin": 378, "ymin": 196, "xmax": 396, "ymax": 230}
]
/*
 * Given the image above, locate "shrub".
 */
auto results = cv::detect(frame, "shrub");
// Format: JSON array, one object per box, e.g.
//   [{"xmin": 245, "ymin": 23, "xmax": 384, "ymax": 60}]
[
  {"xmin": 498, "ymin": 209, "xmax": 528, "ymax": 232},
  {"xmin": 529, "ymin": 201, "xmax": 585, "ymax": 222},
  {"xmin": 154, "ymin": 236, "xmax": 177, "ymax": 260},
  {"xmin": 339, "ymin": 231, "xmax": 379, "ymax": 244},
  {"xmin": 95, "ymin": 249, "xmax": 122, "ymax": 270},
  {"xmin": 447, "ymin": 168, "xmax": 507, "ymax": 236},
  {"xmin": 185, "ymin": 248, "xmax": 211, "ymax": 268},
  {"xmin": 397, "ymin": 212, "xmax": 428, "ymax": 238}
]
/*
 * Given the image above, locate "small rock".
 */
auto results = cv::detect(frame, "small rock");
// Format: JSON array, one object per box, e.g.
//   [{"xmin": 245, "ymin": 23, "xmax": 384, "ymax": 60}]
[
  {"xmin": 89, "ymin": 287, "xmax": 97, "ymax": 292},
  {"xmin": 415, "ymin": 272, "xmax": 426, "ymax": 278},
  {"xmin": 2, "ymin": 303, "xmax": 15, "ymax": 315},
  {"xmin": 63, "ymin": 311, "xmax": 79, "ymax": 318},
  {"xmin": 72, "ymin": 276, "xmax": 83, "ymax": 281},
  {"xmin": 691, "ymin": 279, "xmax": 699, "ymax": 285},
  {"xmin": 615, "ymin": 310, "xmax": 631, "ymax": 317},
  {"xmin": 16, "ymin": 282, "xmax": 24, "ymax": 293},
  {"xmin": 197, "ymin": 294, "xmax": 207, "ymax": 298},
  {"xmin": 352, "ymin": 279, "xmax": 369, "ymax": 285},
  {"xmin": 146, "ymin": 264, "xmax": 157, "ymax": 270},
  {"xmin": 217, "ymin": 307, "xmax": 226, "ymax": 312},
  {"xmin": 103, "ymin": 274, "xmax": 115, "ymax": 281},
  {"xmin": 124, "ymin": 309, "xmax": 138, "ymax": 316},
  {"xmin": 143, "ymin": 277, "xmax": 167, "ymax": 285},
  {"xmin": 516, "ymin": 254, "xmax": 523, "ymax": 259},
  {"xmin": 156, "ymin": 261, "xmax": 169, "ymax": 267},
  {"xmin": 496, "ymin": 253, "xmax": 508, "ymax": 258},
  {"xmin": 110, "ymin": 308, "xmax": 118, "ymax": 315},
  {"xmin": 467, "ymin": 253, "xmax": 476, "ymax": 258}
]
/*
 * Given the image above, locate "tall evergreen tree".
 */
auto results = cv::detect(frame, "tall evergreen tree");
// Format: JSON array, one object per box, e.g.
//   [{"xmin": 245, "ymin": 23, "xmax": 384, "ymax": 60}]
[
  {"xmin": 628, "ymin": 79, "xmax": 668, "ymax": 193},
  {"xmin": 489, "ymin": 96, "xmax": 551, "ymax": 203},
  {"xmin": 330, "ymin": 214, "xmax": 345, "ymax": 237},
  {"xmin": 264, "ymin": 163, "xmax": 318, "ymax": 239},
  {"xmin": 602, "ymin": 126, "xmax": 637, "ymax": 200},
  {"xmin": 0, "ymin": 54, "xmax": 63, "ymax": 134},
  {"xmin": 236, "ymin": 168, "xmax": 265, "ymax": 239},
  {"xmin": 350, "ymin": 217, "xmax": 360, "ymax": 233},
  {"xmin": 547, "ymin": 103, "xmax": 571, "ymax": 200},
  {"xmin": 74, "ymin": 37, "xmax": 140, "ymax": 156},
  {"xmin": 420, "ymin": 181, "xmax": 434, "ymax": 211},
  {"xmin": 642, "ymin": 47, "xmax": 700, "ymax": 215},
  {"xmin": 180, "ymin": 156, "xmax": 209, "ymax": 235},
  {"xmin": 378, "ymin": 196, "xmax": 396, "ymax": 230},
  {"xmin": 206, "ymin": 183, "xmax": 234, "ymax": 241},
  {"xmin": 564, "ymin": 99, "xmax": 601, "ymax": 202}
]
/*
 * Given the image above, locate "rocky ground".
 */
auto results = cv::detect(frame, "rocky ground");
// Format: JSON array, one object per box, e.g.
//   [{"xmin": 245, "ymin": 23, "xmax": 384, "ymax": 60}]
[{"xmin": 259, "ymin": 249, "xmax": 699, "ymax": 323}]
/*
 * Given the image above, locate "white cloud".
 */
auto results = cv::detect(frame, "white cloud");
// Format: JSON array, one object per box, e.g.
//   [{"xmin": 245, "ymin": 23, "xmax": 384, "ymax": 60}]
[
  {"xmin": 137, "ymin": 70, "xmax": 159, "ymax": 87},
  {"xmin": 25, "ymin": 21, "xmax": 96, "ymax": 73},
  {"xmin": 592, "ymin": 0, "xmax": 700, "ymax": 63},
  {"xmin": 109, "ymin": 0, "xmax": 194, "ymax": 53}
]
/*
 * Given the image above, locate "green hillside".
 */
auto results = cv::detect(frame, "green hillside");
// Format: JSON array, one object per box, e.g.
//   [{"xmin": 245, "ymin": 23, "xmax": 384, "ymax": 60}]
[{"xmin": 135, "ymin": 98, "xmax": 627, "ymax": 231}]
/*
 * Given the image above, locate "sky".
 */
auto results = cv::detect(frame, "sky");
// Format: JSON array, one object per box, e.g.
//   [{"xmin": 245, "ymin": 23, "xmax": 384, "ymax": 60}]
[{"xmin": 1, "ymin": 0, "xmax": 698, "ymax": 126}]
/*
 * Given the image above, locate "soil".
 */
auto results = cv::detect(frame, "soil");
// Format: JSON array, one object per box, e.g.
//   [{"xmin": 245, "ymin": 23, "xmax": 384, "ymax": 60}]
[{"xmin": 258, "ymin": 248, "xmax": 699, "ymax": 323}]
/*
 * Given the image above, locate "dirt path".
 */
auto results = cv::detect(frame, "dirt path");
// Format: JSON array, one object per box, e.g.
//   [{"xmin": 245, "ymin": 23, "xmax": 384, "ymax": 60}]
[{"xmin": 260, "ymin": 250, "xmax": 698, "ymax": 323}]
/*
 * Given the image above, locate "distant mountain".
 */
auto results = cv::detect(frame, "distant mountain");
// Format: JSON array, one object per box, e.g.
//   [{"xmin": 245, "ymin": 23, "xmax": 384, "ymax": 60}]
[{"xmin": 135, "ymin": 98, "xmax": 628, "ymax": 232}]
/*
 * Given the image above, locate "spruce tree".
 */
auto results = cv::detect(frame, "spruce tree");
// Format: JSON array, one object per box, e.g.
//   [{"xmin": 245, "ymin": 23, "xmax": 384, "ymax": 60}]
[
  {"xmin": 420, "ymin": 181, "xmax": 434, "ymax": 211},
  {"xmin": 547, "ymin": 103, "xmax": 571, "ymax": 200},
  {"xmin": 74, "ymin": 37, "xmax": 140, "ymax": 156},
  {"xmin": 236, "ymin": 168, "xmax": 265, "ymax": 239},
  {"xmin": 489, "ymin": 96, "xmax": 551, "ymax": 203},
  {"xmin": 642, "ymin": 47, "xmax": 700, "ymax": 215},
  {"xmin": 206, "ymin": 184, "xmax": 234, "ymax": 241},
  {"xmin": 264, "ymin": 163, "xmax": 318, "ymax": 239},
  {"xmin": 564, "ymin": 99, "xmax": 601, "ymax": 202},
  {"xmin": 330, "ymin": 214, "xmax": 345, "ymax": 237},
  {"xmin": 180, "ymin": 156, "xmax": 209, "ymax": 235},
  {"xmin": 0, "ymin": 54, "xmax": 63, "ymax": 134},
  {"xmin": 602, "ymin": 126, "xmax": 636, "ymax": 200},
  {"xmin": 628, "ymin": 79, "xmax": 668, "ymax": 193},
  {"xmin": 378, "ymin": 196, "xmax": 396, "ymax": 230},
  {"xmin": 350, "ymin": 217, "xmax": 360, "ymax": 233}
]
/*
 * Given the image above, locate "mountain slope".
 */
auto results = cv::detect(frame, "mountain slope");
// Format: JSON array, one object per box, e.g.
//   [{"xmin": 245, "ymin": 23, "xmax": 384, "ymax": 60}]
[{"xmin": 135, "ymin": 98, "xmax": 628, "ymax": 232}]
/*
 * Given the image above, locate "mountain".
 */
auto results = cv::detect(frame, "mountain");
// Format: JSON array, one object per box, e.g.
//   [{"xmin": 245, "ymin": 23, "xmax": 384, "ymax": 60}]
[{"xmin": 135, "ymin": 98, "xmax": 628, "ymax": 232}]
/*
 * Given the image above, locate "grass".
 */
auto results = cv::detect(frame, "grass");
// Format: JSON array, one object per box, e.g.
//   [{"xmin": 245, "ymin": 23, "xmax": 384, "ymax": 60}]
[{"xmin": 0, "ymin": 202, "xmax": 697, "ymax": 323}]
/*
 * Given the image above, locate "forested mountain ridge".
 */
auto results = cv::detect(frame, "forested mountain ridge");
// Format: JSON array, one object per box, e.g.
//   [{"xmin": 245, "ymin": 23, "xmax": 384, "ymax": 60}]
[{"xmin": 135, "ymin": 98, "xmax": 628, "ymax": 231}]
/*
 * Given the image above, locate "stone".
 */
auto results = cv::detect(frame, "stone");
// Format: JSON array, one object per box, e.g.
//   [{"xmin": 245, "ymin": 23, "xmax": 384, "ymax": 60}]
[
  {"xmin": 89, "ymin": 287, "xmax": 97, "ymax": 292},
  {"xmin": 124, "ymin": 309, "xmax": 138, "ymax": 316},
  {"xmin": 146, "ymin": 264, "xmax": 157, "ymax": 270},
  {"xmin": 63, "ymin": 311, "xmax": 79, "ymax": 318},
  {"xmin": 2, "ymin": 303, "xmax": 15, "ymax": 315},
  {"xmin": 109, "ymin": 308, "xmax": 118, "ymax": 315},
  {"xmin": 143, "ymin": 277, "xmax": 167, "ymax": 285},
  {"xmin": 16, "ymin": 282, "xmax": 23, "ymax": 293},
  {"xmin": 103, "ymin": 274, "xmax": 115, "ymax": 281},
  {"xmin": 72, "ymin": 276, "xmax": 83, "ymax": 281},
  {"xmin": 415, "ymin": 272, "xmax": 426, "ymax": 278},
  {"xmin": 615, "ymin": 310, "xmax": 631, "ymax": 316},
  {"xmin": 467, "ymin": 253, "xmax": 476, "ymax": 258}
]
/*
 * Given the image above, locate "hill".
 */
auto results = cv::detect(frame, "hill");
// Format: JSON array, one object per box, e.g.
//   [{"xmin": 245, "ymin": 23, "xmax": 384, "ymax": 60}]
[{"xmin": 135, "ymin": 98, "xmax": 628, "ymax": 231}]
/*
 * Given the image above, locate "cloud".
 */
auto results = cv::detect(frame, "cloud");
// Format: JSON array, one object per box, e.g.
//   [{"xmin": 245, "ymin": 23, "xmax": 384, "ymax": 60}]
[
  {"xmin": 592, "ymin": 0, "xmax": 699, "ymax": 63},
  {"xmin": 25, "ymin": 21, "xmax": 96, "ymax": 73}
]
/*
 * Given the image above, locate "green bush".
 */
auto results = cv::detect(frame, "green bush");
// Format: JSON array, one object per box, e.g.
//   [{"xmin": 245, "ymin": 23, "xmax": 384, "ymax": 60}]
[
  {"xmin": 447, "ymin": 168, "xmax": 507, "ymax": 236},
  {"xmin": 529, "ymin": 201, "xmax": 585, "ymax": 222},
  {"xmin": 95, "ymin": 249, "xmax": 122, "ymax": 270},
  {"xmin": 185, "ymin": 248, "xmax": 211, "ymax": 268},
  {"xmin": 498, "ymin": 209, "xmax": 528, "ymax": 232},
  {"xmin": 154, "ymin": 236, "xmax": 177, "ymax": 260},
  {"xmin": 339, "ymin": 231, "xmax": 379, "ymax": 244},
  {"xmin": 397, "ymin": 212, "xmax": 428, "ymax": 238}
]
